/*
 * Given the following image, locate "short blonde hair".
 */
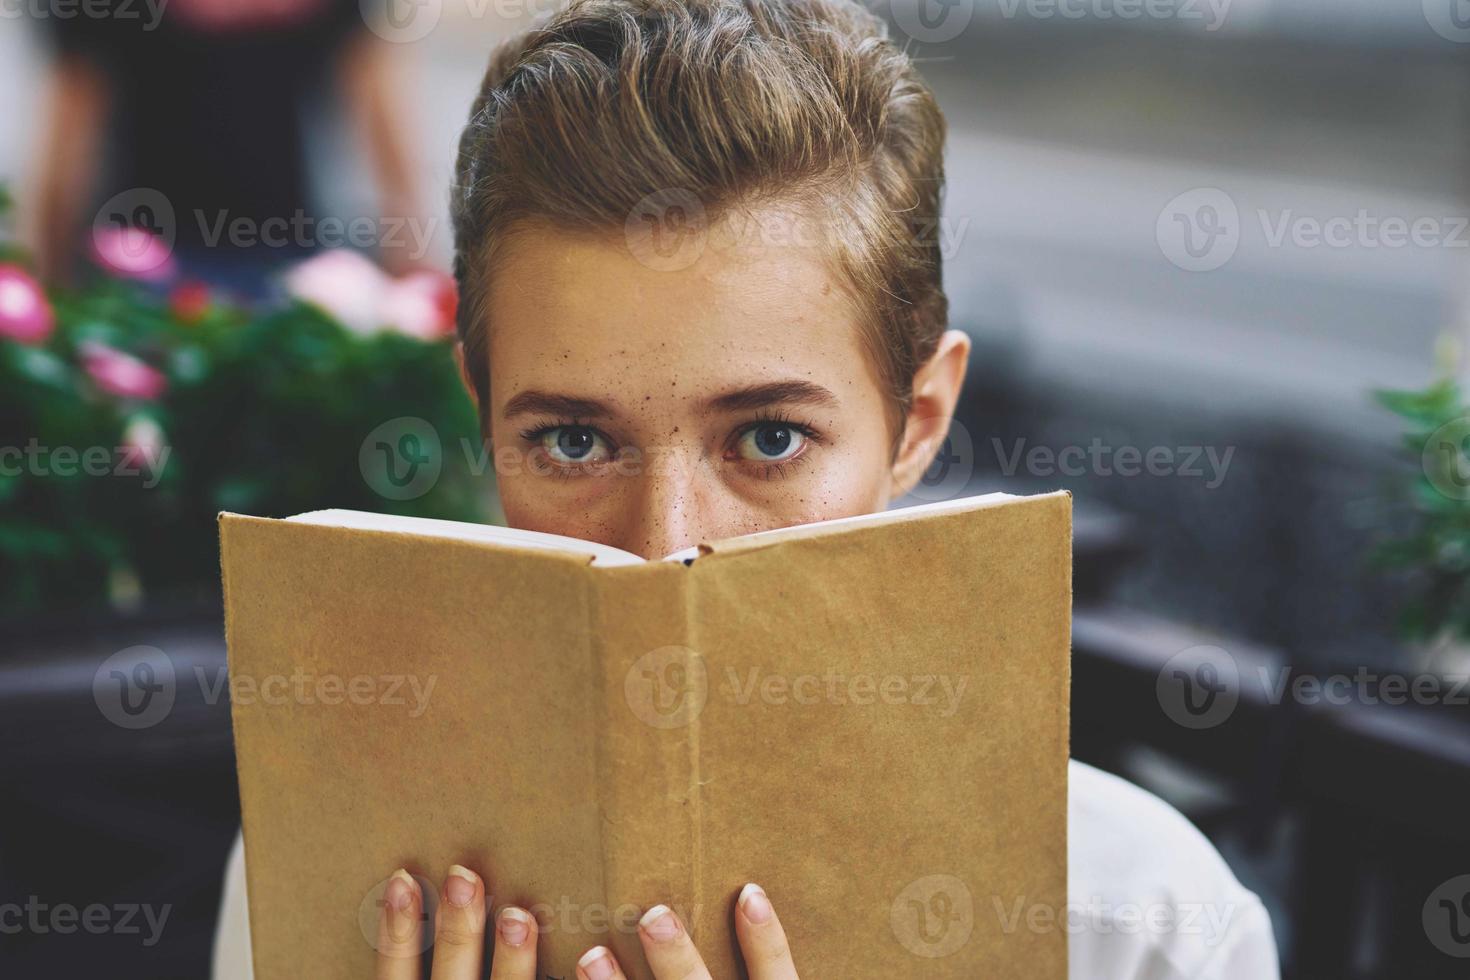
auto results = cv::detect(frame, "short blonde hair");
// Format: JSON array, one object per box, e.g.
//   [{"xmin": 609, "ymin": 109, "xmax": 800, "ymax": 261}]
[{"xmin": 451, "ymin": 0, "xmax": 948, "ymax": 437}]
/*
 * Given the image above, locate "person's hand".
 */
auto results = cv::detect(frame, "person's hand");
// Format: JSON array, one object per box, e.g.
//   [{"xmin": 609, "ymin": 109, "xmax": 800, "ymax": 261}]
[{"xmin": 373, "ymin": 864, "xmax": 800, "ymax": 980}]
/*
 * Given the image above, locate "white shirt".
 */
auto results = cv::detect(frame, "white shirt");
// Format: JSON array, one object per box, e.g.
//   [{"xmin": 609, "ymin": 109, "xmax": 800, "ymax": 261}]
[{"xmin": 211, "ymin": 760, "xmax": 1279, "ymax": 979}]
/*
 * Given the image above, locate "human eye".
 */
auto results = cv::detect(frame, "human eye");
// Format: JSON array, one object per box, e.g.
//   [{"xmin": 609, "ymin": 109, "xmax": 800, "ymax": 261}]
[
  {"xmin": 520, "ymin": 422, "xmax": 614, "ymax": 470},
  {"xmin": 727, "ymin": 414, "xmax": 822, "ymax": 473}
]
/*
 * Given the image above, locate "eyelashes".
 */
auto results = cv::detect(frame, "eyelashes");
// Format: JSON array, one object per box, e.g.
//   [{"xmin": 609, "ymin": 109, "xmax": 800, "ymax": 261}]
[
  {"xmin": 518, "ymin": 418, "xmax": 613, "ymax": 466},
  {"xmin": 729, "ymin": 414, "xmax": 816, "ymax": 465},
  {"xmin": 748, "ymin": 455, "xmax": 815, "ymax": 481}
]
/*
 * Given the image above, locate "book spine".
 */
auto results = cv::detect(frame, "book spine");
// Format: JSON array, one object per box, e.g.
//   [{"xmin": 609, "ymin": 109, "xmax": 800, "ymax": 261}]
[{"xmin": 587, "ymin": 563, "xmax": 701, "ymax": 980}]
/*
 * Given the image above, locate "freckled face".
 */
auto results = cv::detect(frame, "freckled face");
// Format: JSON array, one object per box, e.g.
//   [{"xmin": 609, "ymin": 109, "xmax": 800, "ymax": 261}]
[{"xmin": 483, "ymin": 221, "xmax": 899, "ymax": 559}]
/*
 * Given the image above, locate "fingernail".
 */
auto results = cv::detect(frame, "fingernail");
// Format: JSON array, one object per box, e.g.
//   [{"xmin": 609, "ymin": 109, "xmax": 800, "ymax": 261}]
[
  {"xmin": 578, "ymin": 945, "xmax": 616, "ymax": 980},
  {"xmin": 639, "ymin": 904, "xmax": 681, "ymax": 942},
  {"xmin": 498, "ymin": 907, "xmax": 531, "ymax": 947},
  {"xmin": 445, "ymin": 865, "xmax": 478, "ymax": 908},
  {"xmin": 385, "ymin": 870, "xmax": 417, "ymax": 942},
  {"xmin": 738, "ymin": 883, "xmax": 773, "ymax": 924},
  {"xmin": 386, "ymin": 870, "xmax": 416, "ymax": 911}
]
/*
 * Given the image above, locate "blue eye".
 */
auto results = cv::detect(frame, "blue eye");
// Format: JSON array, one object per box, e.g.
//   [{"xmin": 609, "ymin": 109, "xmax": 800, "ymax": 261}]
[
  {"xmin": 736, "ymin": 423, "xmax": 805, "ymax": 462},
  {"xmin": 539, "ymin": 426, "xmax": 611, "ymax": 465}
]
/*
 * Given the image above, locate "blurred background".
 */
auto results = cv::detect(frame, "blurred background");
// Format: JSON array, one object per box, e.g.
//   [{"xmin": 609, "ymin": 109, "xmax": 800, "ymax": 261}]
[{"xmin": 2, "ymin": 0, "xmax": 1469, "ymax": 976}]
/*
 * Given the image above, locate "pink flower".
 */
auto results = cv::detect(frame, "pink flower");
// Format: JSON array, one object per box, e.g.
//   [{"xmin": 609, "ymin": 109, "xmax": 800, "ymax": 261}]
[
  {"xmin": 168, "ymin": 0, "xmax": 326, "ymax": 33},
  {"xmin": 283, "ymin": 250, "xmax": 390, "ymax": 335},
  {"xmin": 285, "ymin": 251, "xmax": 457, "ymax": 340},
  {"xmin": 120, "ymin": 415, "xmax": 169, "ymax": 477},
  {"xmin": 80, "ymin": 342, "xmax": 168, "ymax": 401},
  {"xmin": 90, "ymin": 227, "xmax": 177, "ymax": 282},
  {"xmin": 381, "ymin": 271, "xmax": 458, "ymax": 340},
  {"xmin": 0, "ymin": 264, "xmax": 55, "ymax": 345}
]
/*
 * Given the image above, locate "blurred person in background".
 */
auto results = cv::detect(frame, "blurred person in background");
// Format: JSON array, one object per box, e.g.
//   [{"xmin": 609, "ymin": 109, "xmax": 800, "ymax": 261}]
[{"xmin": 23, "ymin": 0, "xmax": 425, "ymax": 299}]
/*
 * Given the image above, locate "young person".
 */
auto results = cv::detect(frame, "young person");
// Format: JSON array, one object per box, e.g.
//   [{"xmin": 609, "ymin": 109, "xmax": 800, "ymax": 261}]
[{"xmin": 213, "ymin": 2, "xmax": 1279, "ymax": 977}]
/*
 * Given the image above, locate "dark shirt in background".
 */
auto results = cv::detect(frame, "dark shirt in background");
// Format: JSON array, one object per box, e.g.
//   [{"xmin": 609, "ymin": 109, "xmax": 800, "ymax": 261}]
[{"xmin": 47, "ymin": 0, "xmax": 364, "ymax": 286}]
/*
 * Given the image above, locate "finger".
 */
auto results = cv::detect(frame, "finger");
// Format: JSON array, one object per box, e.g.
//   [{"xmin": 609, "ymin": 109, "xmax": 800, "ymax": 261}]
[
  {"xmin": 576, "ymin": 945, "xmax": 629, "ymax": 980},
  {"xmin": 376, "ymin": 869, "xmax": 424, "ymax": 980},
  {"xmin": 488, "ymin": 905, "xmax": 539, "ymax": 980},
  {"xmin": 636, "ymin": 905, "xmax": 712, "ymax": 980},
  {"xmin": 734, "ymin": 884, "xmax": 799, "ymax": 980},
  {"xmin": 430, "ymin": 865, "xmax": 487, "ymax": 980}
]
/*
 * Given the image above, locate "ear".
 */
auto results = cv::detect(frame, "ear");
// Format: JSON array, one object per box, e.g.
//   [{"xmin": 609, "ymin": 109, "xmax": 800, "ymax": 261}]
[
  {"xmin": 889, "ymin": 329, "xmax": 971, "ymax": 500},
  {"xmin": 454, "ymin": 342, "xmax": 491, "ymax": 440}
]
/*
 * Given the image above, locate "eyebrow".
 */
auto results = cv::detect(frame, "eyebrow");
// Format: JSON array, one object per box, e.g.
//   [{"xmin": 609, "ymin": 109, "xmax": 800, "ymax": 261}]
[
  {"xmin": 703, "ymin": 380, "xmax": 839, "ymax": 413},
  {"xmin": 501, "ymin": 390, "xmax": 614, "ymax": 419},
  {"xmin": 500, "ymin": 380, "xmax": 838, "ymax": 420}
]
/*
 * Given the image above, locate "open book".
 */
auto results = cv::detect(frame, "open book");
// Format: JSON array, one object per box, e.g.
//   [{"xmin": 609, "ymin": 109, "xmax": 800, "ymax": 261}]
[{"xmin": 219, "ymin": 490, "xmax": 1072, "ymax": 979}]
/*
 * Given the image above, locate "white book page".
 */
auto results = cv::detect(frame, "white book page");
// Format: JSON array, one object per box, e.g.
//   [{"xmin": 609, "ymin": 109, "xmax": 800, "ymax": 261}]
[
  {"xmin": 289, "ymin": 493, "xmax": 1020, "ymax": 567},
  {"xmin": 285, "ymin": 510, "xmax": 646, "ymax": 567},
  {"xmin": 659, "ymin": 492, "xmax": 1020, "ymax": 562}
]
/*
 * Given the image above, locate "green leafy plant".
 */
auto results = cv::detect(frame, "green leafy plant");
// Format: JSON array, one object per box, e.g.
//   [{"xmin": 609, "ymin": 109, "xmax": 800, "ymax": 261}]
[
  {"xmin": 0, "ymin": 191, "xmax": 486, "ymax": 614},
  {"xmin": 1375, "ymin": 378, "xmax": 1470, "ymax": 642}
]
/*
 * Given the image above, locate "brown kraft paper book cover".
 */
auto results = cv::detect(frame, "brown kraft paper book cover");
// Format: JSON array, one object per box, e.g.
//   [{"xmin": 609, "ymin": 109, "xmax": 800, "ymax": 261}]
[{"xmin": 218, "ymin": 489, "xmax": 1072, "ymax": 979}]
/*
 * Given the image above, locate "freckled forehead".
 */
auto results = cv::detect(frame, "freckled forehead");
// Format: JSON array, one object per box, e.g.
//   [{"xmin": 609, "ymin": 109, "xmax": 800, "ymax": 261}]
[{"xmin": 485, "ymin": 228, "xmax": 872, "ymax": 399}]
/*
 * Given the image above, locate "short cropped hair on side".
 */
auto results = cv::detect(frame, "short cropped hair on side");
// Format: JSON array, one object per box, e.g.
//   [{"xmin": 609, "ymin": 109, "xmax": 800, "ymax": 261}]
[{"xmin": 451, "ymin": 0, "xmax": 949, "ymax": 442}]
